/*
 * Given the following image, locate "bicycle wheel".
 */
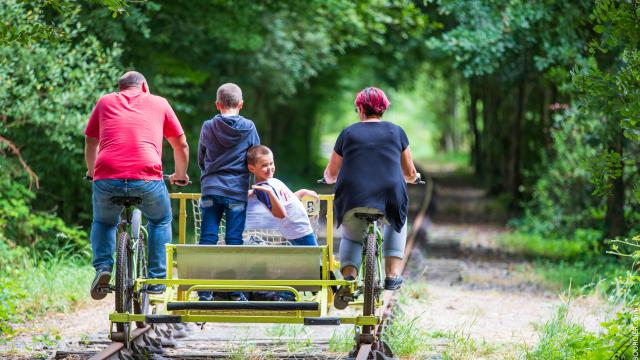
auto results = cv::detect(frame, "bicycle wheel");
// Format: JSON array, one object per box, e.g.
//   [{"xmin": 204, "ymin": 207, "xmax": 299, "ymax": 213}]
[
  {"xmin": 115, "ymin": 230, "xmax": 133, "ymax": 334},
  {"xmin": 362, "ymin": 229, "xmax": 378, "ymax": 341},
  {"xmin": 133, "ymin": 229, "xmax": 149, "ymax": 328}
]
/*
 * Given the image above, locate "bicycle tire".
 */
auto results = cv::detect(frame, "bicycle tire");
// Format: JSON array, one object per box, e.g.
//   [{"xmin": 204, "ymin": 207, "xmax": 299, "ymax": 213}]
[
  {"xmin": 362, "ymin": 229, "xmax": 377, "ymax": 340},
  {"xmin": 115, "ymin": 231, "xmax": 133, "ymax": 333},
  {"xmin": 131, "ymin": 209, "xmax": 142, "ymax": 240},
  {"xmin": 132, "ymin": 219, "xmax": 148, "ymax": 328}
]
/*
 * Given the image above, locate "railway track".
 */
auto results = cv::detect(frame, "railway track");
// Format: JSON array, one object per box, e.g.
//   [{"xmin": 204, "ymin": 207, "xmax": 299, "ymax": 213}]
[{"xmin": 55, "ymin": 178, "xmax": 432, "ymax": 360}]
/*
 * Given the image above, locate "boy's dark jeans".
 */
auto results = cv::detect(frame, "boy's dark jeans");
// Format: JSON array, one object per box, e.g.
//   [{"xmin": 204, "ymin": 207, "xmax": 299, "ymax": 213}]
[{"xmin": 199, "ymin": 195, "xmax": 247, "ymax": 300}]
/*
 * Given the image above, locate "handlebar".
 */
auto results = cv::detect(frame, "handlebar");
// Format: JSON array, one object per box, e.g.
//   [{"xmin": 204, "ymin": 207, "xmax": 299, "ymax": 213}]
[
  {"xmin": 162, "ymin": 174, "xmax": 191, "ymax": 186},
  {"xmin": 317, "ymin": 174, "xmax": 426, "ymax": 185}
]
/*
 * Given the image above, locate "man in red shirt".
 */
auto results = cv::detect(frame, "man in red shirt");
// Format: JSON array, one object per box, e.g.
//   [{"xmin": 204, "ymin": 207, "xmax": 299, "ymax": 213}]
[{"xmin": 84, "ymin": 71, "xmax": 189, "ymax": 299}]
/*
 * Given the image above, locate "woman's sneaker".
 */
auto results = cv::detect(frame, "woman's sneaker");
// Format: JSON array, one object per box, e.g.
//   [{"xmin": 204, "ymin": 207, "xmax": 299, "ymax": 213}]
[
  {"xmin": 384, "ymin": 275, "xmax": 403, "ymax": 290},
  {"xmin": 90, "ymin": 266, "xmax": 112, "ymax": 300},
  {"xmin": 333, "ymin": 275, "xmax": 355, "ymax": 310}
]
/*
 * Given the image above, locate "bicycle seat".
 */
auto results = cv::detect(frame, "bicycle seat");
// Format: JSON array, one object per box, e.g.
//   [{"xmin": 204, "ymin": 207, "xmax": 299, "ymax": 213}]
[
  {"xmin": 354, "ymin": 213, "xmax": 385, "ymax": 223},
  {"xmin": 111, "ymin": 196, "xmax": 143, "ymax": 207}
]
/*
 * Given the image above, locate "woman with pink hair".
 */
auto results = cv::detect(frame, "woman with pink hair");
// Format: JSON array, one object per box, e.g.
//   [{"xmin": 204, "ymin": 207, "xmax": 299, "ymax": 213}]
[{"xmin": 323, "ymin": 87, "xmax": 420, "ymax": 306}]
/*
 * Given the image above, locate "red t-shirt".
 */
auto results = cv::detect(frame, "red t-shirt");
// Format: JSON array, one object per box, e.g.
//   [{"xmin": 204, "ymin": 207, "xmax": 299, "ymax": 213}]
[{"xmin": 85, "ymin": 89, "xmax": 184, "ymax": 180}]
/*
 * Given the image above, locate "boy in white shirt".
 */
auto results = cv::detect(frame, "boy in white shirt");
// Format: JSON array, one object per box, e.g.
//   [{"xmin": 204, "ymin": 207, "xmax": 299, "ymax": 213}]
[{"xmin": 246, "ymin": 145, "xmax": 318, "ymax": 246}]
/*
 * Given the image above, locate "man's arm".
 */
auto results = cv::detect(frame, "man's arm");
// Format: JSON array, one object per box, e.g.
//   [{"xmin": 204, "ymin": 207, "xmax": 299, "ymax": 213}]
[
  {"xmin": 85, "ymin": 136, "xmax": 99, "ymax": 177},
  {"xmin": 166, "ymin": 134, "xmax": 189, "ymax": 185}
]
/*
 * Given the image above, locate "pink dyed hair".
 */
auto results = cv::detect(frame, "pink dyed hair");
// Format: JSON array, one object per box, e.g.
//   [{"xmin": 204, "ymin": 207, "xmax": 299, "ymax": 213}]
[{"xmin": 354, "ymin": 87, "xmax": 390, "ymax": 116}]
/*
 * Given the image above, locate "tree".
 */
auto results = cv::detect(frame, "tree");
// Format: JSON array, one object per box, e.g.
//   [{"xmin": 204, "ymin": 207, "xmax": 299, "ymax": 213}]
[
  {"xmin": 0, "ymin": 0, "xmax": 122, "ymax": 228},
  {"xmin": 573, "ymin": 0, "xmax": 640, "ymax": 238}
]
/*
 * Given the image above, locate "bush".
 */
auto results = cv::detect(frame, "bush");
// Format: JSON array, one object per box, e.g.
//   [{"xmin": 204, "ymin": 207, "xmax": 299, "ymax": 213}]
[{"xmin": 0, "ymin": 179, "xmax": 89, "ymax": 254}]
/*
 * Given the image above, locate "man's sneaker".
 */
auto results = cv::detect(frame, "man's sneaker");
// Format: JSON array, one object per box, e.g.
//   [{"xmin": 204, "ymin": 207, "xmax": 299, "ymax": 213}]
[
  {"xmin": 384, "ymin": 275, "xmax": 403, "ymax": 290},
  {"xmin": 147, "ymin": 284, "xmax": 166, "ymax": 294},
  {"xmin": 229, "ymin": 292, "xmax": 248, "ymax": 301},
  {"xmin": 90, "ymin": 266, "xmax": 112, "ymax": 300}
]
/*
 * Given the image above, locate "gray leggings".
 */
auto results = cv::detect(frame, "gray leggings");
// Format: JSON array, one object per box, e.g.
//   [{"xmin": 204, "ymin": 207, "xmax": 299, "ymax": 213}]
[{"xmin": 338, "ymin": 208, "xmax": 407, "ymax": 272}]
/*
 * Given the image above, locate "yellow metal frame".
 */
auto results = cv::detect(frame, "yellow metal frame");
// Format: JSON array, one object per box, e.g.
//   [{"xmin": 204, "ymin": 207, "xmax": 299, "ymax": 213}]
[{"xmin": 109, "ymin": 192, "xmax": 376, "ymax": 327}]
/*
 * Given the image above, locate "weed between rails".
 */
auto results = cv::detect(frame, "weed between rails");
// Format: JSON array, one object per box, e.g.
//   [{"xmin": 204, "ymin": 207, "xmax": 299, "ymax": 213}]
[{"xmin": 265, "ymin": 324, "xmax": 315, "ymax": 353}]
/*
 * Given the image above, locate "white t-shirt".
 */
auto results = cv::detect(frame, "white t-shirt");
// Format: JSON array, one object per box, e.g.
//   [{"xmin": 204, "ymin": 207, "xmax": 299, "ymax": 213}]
[{"xmin": 245, "ymin": 178, "xmax": 314, "ymax": 240}]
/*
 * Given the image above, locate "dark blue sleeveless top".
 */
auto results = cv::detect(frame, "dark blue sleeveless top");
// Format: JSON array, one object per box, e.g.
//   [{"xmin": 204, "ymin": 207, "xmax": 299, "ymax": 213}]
[{"xmin": 333, "ymin": 121, "xmax": 409, "ymax": 232}]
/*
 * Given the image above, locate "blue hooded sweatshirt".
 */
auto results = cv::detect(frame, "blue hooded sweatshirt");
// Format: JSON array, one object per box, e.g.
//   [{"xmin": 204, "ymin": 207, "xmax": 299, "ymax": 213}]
[{"xmin": 198, "ymin": 114, "xmax": 260, "ymax": 202}]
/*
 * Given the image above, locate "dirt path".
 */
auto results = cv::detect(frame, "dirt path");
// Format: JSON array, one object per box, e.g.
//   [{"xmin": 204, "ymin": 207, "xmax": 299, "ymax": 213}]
[{"xmin": 396, "ymin": 168, "xmax": 608, "ymax": 358}]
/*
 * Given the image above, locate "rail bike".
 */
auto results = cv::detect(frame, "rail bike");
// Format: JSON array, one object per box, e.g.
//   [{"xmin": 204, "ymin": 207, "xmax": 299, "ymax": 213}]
[{"xmin": 106, "ymin": 191, "xmax": 396, "ymax": 358}]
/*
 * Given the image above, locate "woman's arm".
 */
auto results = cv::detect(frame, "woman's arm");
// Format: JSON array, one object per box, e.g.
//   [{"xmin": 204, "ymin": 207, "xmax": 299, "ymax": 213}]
[
  {"xmin": 323, "ymin": 151, "xmax": 343, "ymax": 184},
  {"xmin": 252, "ymin": 185, "xmax": 287, "ymax": 218},
  {"xmin": 401, "ymin": 146, "xmax": 419, "ymax": 183}
]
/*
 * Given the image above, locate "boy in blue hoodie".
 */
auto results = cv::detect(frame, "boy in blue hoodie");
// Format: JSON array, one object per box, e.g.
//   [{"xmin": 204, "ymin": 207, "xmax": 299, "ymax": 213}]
[{"xmin": 198, "ymin": 83, "xmax": 260, "ymax": 301}]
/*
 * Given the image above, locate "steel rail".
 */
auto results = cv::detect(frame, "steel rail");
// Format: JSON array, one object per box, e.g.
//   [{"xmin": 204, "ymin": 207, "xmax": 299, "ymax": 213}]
[
  {"xmin": 355, "ymin": 174, "xmax": 433, "ymax": 360},
  {"xmin": 88, "ymin": 325, "xmax": 151, "ymax": 360}
]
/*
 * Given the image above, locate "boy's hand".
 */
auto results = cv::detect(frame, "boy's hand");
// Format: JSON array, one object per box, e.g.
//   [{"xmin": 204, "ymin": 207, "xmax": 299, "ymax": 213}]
[{"xmin": 295, "ymin": 189, "xmax": 319, "ymax": 200}]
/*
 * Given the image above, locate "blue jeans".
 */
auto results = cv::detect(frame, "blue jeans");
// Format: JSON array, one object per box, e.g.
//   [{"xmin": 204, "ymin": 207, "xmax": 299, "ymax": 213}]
[
  {"xmin": 200, "ymin": 195, "xmax": 247, "ymax": 245},
  {"xmin": 289, "ymin": 233, "xmax": 317, "ymax": 246},
  {"xmin": 90, "ymin": 179, "xmax": 172, "ymax": 279}
]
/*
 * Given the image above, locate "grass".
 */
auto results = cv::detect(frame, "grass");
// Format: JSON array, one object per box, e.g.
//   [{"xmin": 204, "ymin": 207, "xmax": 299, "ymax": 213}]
[
  {"xmin": 265, "ymin": 324, "xmax": 315, "ymax": 353},
  {"xmin": 528, "ymin": 259, "xmax": 626, "ymax": 294},
  {"xmin": 419, "ymin": 151, "xmax": 470, "ymax": 168},
  {"xmin": 432, "ymin": 329, "xmax": 506, "ymax": 360},
  {"xmin": 525, "ymin": 304, "xmax": 593, "ymax": 359},
  {"xmin": 496, "ymin": 231, "xmax": 594, "ymax": 260},
  {"xmin": 0, "ymin": 242, "xmax": 93, "ymax": 338},
  {"xmin": 385, "ymin": 313, "xmax": 432, "ymax": 357},
  {"xmin": 328, "ymin": 327, "xmax": 354, "ymax": 352}
]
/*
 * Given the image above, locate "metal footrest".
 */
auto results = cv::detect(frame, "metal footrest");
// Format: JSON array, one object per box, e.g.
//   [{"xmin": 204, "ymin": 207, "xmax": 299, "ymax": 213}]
[
  {"xmin": 167, "ymin": 301, "xmax": 319, "ymax": 311},
  {"xmin": 304, "ymin": 317, "xmax": 341, "ymax": 325},
  {"xmin": 145, "ymin": 315, "xmax": 183, "ymax": 323}
]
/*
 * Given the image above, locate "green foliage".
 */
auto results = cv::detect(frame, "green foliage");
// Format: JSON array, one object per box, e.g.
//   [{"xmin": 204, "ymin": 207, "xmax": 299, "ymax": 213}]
[
  {"xmin": 526, "ymin": 301, "xmax": 636, "ymax": 359},
  {"xmin": 526, "ymin": 304, "xmax": 599, "ymax": 359},
  {"xmin": 0, "ymin": 240, "xmax": 93, "ymax": 338},
  {"xmin": 531, "ymin": 259, "xmax": 626, "ymax": 294},
  {"xmin": 497, "ymin": 229, "xmax": 599, "ymax": 261},
  {"xmin": 0, "ymin": 179, "xmax": 89, "ymax": 254},
  {"xmin": 572, "ymin": 0, "xmax": 640, "ymax": 223},
  {"xmin": 588, "ymin": 150, "xmax": 624, "ymax": 197},
  {"xmin": 0, "ymin": 0, "xmax": 122, "ymax": 224}
]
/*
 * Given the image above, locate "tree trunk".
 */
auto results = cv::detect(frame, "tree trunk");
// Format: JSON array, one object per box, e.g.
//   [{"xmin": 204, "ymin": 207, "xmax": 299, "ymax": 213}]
[
  {"xmin": 468, "ymin": 78, "xmax": 481, "ymax": 175},
  {"xmin": 604, "ymin": 128, "xmax": 626, "ymax": 238},
  {"xmin": 508, "ymin": 78, "xmax": 526, "ymax": 203},
  {"xmin": 540, "ymin": 84, "xmax": 552, "ymax": 150}
]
